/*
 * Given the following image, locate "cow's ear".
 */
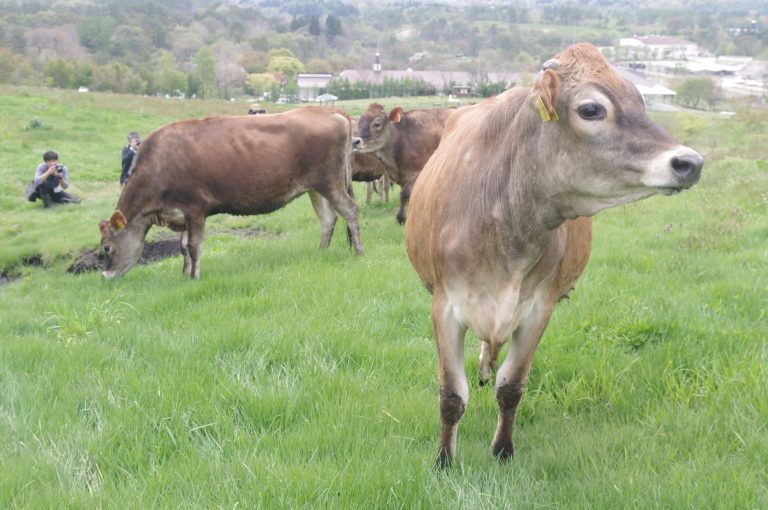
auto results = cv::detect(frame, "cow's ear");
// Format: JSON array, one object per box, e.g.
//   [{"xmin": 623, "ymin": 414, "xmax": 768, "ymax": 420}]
[
  {"xmin": 99, "ymin": 219, "xmax": 110, "ymax": 236},
  {"xmin": 389, "ymin": 107, "xmax": 403, "ymax": 123},
  {"xmin": 109, "ymin": 210, "xmax": 127, "ymax": 230},
  {"xmin": 534, "ymin": 69, "xmax": 561, "ymax": 121}
]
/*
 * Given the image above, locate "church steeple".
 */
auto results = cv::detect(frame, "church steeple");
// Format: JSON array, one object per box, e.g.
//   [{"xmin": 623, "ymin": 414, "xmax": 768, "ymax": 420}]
[{"xmin": 373, "ymin": 52, "xmax": 382, "ymax": 73}]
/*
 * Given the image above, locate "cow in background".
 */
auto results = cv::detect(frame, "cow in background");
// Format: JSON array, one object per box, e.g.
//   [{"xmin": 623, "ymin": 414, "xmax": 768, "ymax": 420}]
[
  {"xmin": 353, "ymin": 104, "xmax": 453, "ymax": 224},
  {"xmin": 404, "ymin": 43, "xmax": 703, "ymax": 467},
  {"xmin": 352, "ymin": 151, "xmax": 392, "ymax": 204},
  {"xmin": 99, "ymin": 107, "xmax": 362, "ymax": 280}
]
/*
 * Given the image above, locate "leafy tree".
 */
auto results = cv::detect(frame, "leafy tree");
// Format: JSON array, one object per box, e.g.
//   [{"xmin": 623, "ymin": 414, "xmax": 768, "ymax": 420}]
[
  {"xmin": 193, "ymin": 47, "xmax": 217, "ymax": 98},
  {"xmin": 245, "ymin": 73, "xmax": 278, "ymax": 97},
  {"xmin": 76, "ymin": 16, "xmax": 116, "ymax": 52},
  {"xmin": 240, "ymin": 50, "xmax": 268, "ymax": 73},
  {"xmin": 0, "ymin": 49, "xmax": 16, "ymax": 83},
  {"xmin": 309, "ymin": 16, "xmax": 321, "ymax": 36},
  {"xmin": 111, "ymin": 25, "xmax": 152, "ymax": 63},
  {"xmin": 325, "ymin": 15, "xmax": 342, "ymax": 38},
  {"xmin": 93, "ymin": 62, "xmax": 146, "ymax": 93},
  {"xmin": 43, "ymin": 59, "xmax": 77, "ymax": 88},
  {"xmin": 268, "ymin": 48, "xmax": 296, "ymax": 60},
  {"xmin": 267, "ymin": 55, "xmax": 304, "ymax": 83},
  {"xmin": 290, "ymin": 16, "xmax": 307, "ymax": 32},
  {"xmin": 677, "ymin": 77, "xmax": 716, "ymax": 110},
  {"xmin": 153, "ymin": 52, "xmax": 186, "ymax": 94},
  {"xmin": 475, "ymin": 79, "xmax": 509, "ymax": 97},
  {"xmin": 10, "ymin": 27, "xmax": 26, "ymax": 54}
]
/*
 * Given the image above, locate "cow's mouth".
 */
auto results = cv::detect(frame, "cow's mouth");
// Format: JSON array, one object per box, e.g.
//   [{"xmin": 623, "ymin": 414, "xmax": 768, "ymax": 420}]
[{"xmin": 655, "ymin": 186, "xmax": 684, "ymax": 195}]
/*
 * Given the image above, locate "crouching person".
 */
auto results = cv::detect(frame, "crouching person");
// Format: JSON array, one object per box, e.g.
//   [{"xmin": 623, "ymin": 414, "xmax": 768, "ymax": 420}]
[{"xmin": 29, "ymin": 150, "xmax": 79, "ymax": 207}]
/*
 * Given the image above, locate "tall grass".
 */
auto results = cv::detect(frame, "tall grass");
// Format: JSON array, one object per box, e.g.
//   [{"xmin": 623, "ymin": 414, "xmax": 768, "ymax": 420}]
[{"xmin": 0, "ymin": 87, "xmax": 766, "ymax": 508}]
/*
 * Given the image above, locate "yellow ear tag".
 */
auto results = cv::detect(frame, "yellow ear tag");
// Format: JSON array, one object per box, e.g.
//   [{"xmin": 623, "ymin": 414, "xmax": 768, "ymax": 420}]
[
  {"xmin": 115, "ymin": 218, "xmax": 126, "ymax": 230},
  {"xmin": 537, "ymin": 95, "xmax": 559, "ymax": 122}
]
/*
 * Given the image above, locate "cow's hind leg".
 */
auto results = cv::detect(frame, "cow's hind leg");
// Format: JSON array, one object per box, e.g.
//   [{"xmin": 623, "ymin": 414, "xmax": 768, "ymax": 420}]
[
  {"xmin": 323, "ymin": 189, "xmax": 363, "ymax": 255},
  {"xmin": 184, "ymin": 215, "xmax": 205, "ymax": 280},
  {"xmin": 180, "ymin": 231, "xmax": 192, "ymax": 276},
  {"xmin": 432, "ymin": 288, "xmax": 469, "ymax": 468},
  {"xmin": 491, "ymin": 301, "xmax": 554, "ymax": 461},
  {"xmin": 308, "ymin": 191, "xmax": 338, "ymax": 249}
]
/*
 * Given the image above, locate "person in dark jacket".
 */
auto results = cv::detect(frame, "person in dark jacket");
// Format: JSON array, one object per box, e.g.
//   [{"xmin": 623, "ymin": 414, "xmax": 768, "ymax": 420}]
[{"xmin": 120, "ymin": 131, "xmax": 141, "ymax": 185}]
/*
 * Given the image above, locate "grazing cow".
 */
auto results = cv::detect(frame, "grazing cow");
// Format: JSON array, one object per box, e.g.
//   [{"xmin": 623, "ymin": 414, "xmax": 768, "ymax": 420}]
[
  {"xmin": 353, "ymin": 104, "xmax": 453, "ymax": 224},
  {"xmin": 352, "ymin": 151, "xmax": 392, "ymax": 204},
  {"xmin": 404, "ymin": 43, "xmax": 703, "ymax": 467},
  {"xmin": 99, "ymin": 107, "xmax": 363, "ymax": 280}
]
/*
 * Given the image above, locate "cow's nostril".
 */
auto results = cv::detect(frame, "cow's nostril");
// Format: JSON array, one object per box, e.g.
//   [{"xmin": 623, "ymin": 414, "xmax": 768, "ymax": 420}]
[{"xmin": 671, "ymin": 153, "xmax": 704, "ymax": 179}]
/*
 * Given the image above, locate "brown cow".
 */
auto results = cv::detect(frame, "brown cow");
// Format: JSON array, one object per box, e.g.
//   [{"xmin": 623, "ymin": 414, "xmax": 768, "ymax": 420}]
[
  {"xmin": 404, "ymin": 43, "xmax": 703, "ymax": 467},
  {"xmin": 352, "ymin": 151, "xmax": 392, "ymax": 204},
  {"xmin": 99, "ymin": 107, "xmax": 362, "ymax": 280},
  {"xmin": 353, "ymin": 104, "xmax": 453, "ymax": 224}
]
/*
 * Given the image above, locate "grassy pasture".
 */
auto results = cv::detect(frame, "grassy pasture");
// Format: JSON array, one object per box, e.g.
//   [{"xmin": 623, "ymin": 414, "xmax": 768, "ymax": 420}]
[{"xmin": 0, "ymin": 87, "xmax": 766, "ymax": 508}]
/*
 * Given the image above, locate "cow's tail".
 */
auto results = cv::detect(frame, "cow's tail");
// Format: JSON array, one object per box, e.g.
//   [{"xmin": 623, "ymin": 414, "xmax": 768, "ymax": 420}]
[{"xmin": 343, "ymin": 114, "xmax": 355, "ymax": 249}]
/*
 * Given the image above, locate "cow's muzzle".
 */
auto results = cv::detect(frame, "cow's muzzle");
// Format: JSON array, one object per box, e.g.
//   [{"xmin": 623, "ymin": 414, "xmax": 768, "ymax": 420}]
[
  {"xmin": 351, "ymin": 137, "xmax": 363, "ymax": 151},
  {"xmin": 671, "ymin": 151, "xmax": 704, "ymax": 186}
]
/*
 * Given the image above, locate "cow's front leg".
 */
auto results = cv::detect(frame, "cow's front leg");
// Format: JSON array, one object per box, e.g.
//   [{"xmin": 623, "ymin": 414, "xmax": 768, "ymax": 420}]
[
  {"xmin": 432, "ymin": 289, "xmax": 468, "ymax": 468},
  {"xmin": 396, "ymin": 179, "xmax": 415, "ymax": 225},
  {"xmin": 491, "ymin": 301, "xmax": 554, "ymax": 460},
  {"xmin": 184, "ymin": 216, "xmax": 205, "ymax": 280}
]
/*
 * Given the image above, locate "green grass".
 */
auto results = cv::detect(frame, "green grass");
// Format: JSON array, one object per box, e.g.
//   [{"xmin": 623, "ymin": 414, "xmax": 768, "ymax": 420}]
[{"xmin": 0, "ymin": 87, "xmax": 766, "ymax": 508}]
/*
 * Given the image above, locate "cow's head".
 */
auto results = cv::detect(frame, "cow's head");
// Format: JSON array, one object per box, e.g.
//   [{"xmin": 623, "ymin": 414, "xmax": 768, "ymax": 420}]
[
  {"xmin": 98, "ymin": 210, "xmax": 146, "ymax": 279},
  {"xmin": 353, "ymin": 103, "xmax": 403, "ymax": 153},
  {"xmin": 533, "ymin": 43, "xmax": 703, "ymax": 218}
]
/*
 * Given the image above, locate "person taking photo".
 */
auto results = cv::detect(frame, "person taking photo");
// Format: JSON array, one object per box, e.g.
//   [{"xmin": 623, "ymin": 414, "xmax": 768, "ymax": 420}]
[{"xmin": 29, "ymin": 150, "xmax": 79, "ymax": 207}]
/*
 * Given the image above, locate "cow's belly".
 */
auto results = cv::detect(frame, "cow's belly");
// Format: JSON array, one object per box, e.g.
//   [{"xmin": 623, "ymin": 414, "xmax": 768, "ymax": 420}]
[{"xmin": 444, "ymin": 274, "xmax": 551, "ymax": 345}]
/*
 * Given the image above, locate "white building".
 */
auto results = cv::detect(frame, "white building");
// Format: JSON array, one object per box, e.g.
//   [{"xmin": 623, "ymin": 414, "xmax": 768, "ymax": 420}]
[
  {"xmin": 619, "ymin": 36, "xmax": 700, "ymax": 60},
  {"xmin": 296, "ymin": 73, "xmax": 334, "ymax": 102}
]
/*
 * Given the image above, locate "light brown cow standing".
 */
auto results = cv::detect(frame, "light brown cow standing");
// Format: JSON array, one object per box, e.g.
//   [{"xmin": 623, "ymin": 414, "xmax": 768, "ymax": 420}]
[
  {"xmin": 404, "ymin": 43, "xmax": 703, "ymax": 467},
  {"xmin": 353, "ymin": 104, "xmax": 453, "ymax": 224},
  {"xmin": 99, "ymin": 107, "xmax": 362, "ymax": 280}
]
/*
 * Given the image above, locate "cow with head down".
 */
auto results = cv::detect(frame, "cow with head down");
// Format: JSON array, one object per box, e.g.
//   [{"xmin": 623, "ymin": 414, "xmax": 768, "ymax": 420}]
[
  {"xmin": 99, "ymin": 107, "xmax": 363, "ymax": 280},
  {"xmin": 353, "ymin": 104, "xmax": 453, "ymax": 224},
  {"xmin": 404, "ymin": 43, "xmax": 703, "ymax": 467},
  {"xmin": 352, "ymin": 148, "xmax": 391, "ymax": 204}
]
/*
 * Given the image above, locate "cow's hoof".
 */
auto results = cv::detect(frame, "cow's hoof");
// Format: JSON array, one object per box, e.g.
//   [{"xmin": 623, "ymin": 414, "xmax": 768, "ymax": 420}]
[
  {"xmin": 491, "ymin": 441, "xmax": 514, "ymax": 462},
  {"xmin": 434, "ymin": 450, "xmax": 453, "ymax": 470}
]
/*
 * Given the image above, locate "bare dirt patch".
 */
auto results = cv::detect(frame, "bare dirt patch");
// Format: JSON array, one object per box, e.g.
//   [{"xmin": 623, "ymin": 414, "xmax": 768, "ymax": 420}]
[{"xmin": 66, "ymin": 227, "xmax": 276, "ymax": 275}]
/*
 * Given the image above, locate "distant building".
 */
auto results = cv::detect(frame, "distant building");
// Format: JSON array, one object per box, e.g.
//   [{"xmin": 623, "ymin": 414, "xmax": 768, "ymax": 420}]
[
  {"xmin": 614, "ymin": 66, "xmax": 677, "ymax": 101},
  {"xmin": 619, "ymin": 36, "xmax": 701, "ymax": 60},
  {"xmin": 341, "ymin": 52, "xmax": 518, "ymax": 96},
  {"xmin": 296, "ymin": 73, "xmax": 334, "ymax": 102}
]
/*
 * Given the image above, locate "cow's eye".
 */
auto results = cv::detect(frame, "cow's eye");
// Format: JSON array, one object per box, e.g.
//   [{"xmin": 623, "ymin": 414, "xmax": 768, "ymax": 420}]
[
  {"xmin": 577, "ymin": 103, "xmax": 605, "ymax": 121},
  {"xmin": 372, "ymin": 121, "xmax": 382, "ymax": 129}
]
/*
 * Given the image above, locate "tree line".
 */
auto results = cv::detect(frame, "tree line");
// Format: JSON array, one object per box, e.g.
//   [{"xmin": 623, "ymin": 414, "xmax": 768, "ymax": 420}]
[{"xmin": 0, "ymin": 0, "xmax": 764, "ymax": 102}]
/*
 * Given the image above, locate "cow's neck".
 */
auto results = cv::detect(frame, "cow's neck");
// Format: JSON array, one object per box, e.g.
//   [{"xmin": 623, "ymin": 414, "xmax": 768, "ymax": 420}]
[
  {"xmin": 117, "ymin": 181, "xmax": 160, "ymax": 230},
  {"xmin": 503, "ymin": 156, "xmax": 566, "ymax": 239}
]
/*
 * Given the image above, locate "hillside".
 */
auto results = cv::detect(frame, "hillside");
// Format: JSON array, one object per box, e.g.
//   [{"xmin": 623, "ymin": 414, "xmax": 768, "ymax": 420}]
[{"xmin": 0, "ymin": 0, "xmax": 765, "ymax": 98}]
